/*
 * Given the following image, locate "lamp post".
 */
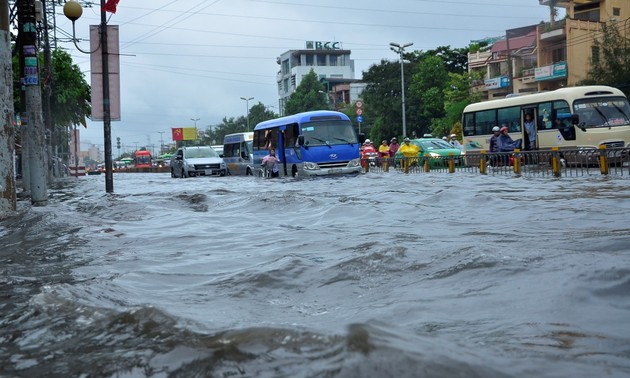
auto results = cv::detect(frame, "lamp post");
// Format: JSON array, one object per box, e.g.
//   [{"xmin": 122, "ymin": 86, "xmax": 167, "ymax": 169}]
[
  {"xmin": 390, "ymin": 42, "xmax": 413, "ymax": 138},
  {"xmin": 63, "ymin": 0, "xmax": 113, "ymax": 193},
  {"xmin": 240, "ymin": 97, "xmax": 254, "ymax": 131},
  {"xmin": 158, "ymin": 131, "xmax": 165, "ymax": 155},
  {"xmin": 190, "ymin": 118, "xmax": 200, "ymax": 128}
]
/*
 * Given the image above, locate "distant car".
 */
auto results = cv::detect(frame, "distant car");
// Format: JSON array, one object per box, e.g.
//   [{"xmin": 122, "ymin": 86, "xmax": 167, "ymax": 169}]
[
  {"xmin": 171, "ymin": 146, "xmax": 227, "ymax": 178},
  {"xmin": 395, "ymin": 137, "xmax": 463, "ymax": 167},
  {"xmin": 211, "ymin": 145, "xmax": 224, "ymax": 157}
]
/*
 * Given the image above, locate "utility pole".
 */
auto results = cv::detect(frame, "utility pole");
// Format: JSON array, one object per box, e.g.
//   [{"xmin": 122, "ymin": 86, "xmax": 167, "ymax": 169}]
[
  {"xmin": 0, "ymin": 0, "xmax": 17, "ymax": 214},
  {"xmin": 41, "ymin": 0, "xmax": 56, "ymax": 179},
  {"xmin": 18, "ymin": 0, "xmax": 47, "ymax": 205}
]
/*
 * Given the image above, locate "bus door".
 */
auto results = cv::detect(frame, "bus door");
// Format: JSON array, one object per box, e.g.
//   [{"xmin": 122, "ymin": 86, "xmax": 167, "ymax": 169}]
[
  {"xmin": 277, "ymin": 126, "xmax": 288, "ymax": 176},
  {"xmin": 522, "ymin": 107, "xmax": 538, "ymax": 150}
]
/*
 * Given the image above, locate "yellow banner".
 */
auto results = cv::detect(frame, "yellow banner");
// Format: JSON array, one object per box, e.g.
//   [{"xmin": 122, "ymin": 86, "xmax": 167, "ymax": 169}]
[{"xmin": 182, "ymin": 127, "xmax": 198, "ymax": 141}]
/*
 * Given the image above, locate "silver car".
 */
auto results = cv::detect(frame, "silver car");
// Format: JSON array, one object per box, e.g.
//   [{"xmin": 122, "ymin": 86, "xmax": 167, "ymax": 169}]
[{"xmin": 171, "ymin": 146, "xmax": 227, "ymax": 178}]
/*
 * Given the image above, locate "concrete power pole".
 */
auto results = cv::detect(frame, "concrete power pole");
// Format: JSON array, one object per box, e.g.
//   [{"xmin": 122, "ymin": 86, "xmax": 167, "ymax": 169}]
[
  {"xmin": 18, "ymin": 0, "xmax": 47, "ymax": 206},
  {"xmin": 0, "ymin": 0, "xmax": 17, "ymax": 214}
]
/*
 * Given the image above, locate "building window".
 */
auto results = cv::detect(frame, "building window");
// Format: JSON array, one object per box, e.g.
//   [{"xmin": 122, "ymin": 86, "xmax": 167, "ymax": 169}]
[
  {"xmin": 317, "ymin": 54, "xmax": 326, "ymax": 66},
  {"xmin": 552, "ymin": 47, "xmax": 565, "ymax": 63},
  {"xmin": 613, "ymin": 7, "xmax": 620, "ymax": 17},
  {"xmin": 306, "ymin": 54, "xmax": 314, "ymax": 66},
  {"xmin": 330, "ymin": 55, "xmax": 338, "ymax": 66},
  {"xmin": 592, "ymin": 46, "xmax": 600, "ymax": 64},
  {"xmin": 283, "ymin": 78, "xmax": 289, "ymax": 92},
  {"xmin": 282, "ymin": 60, "xmax": 289, "ymax": 75}
]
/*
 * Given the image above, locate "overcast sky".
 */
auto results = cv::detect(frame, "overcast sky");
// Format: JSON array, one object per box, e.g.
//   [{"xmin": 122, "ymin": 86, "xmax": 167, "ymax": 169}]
[{"xmin": 56, "ymin": 0, "xmax": 558, "ymax": 151}]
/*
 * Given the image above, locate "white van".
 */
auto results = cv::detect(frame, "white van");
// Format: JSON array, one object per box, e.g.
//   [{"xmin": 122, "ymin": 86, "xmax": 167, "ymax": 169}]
[{"xmin": 223, "ymin": 132, "xmax": 254, "ymax": 175}]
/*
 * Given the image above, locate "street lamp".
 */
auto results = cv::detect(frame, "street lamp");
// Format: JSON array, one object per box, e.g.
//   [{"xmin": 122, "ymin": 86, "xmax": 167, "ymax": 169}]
[
  {"xmin": 190, "ymin": 118, "xmax": 200, "ymax": 128},
  {"xmin": 63, "ymin": 0, "xmax": 114, "ymax": 193},
  {"xmin": 158, "ymin": 131, "xmax": 165, "ymax": 155},
  {"xmin": 390, "ymin": 42, "xmax": 413, "ymax": 138},
  {"xmin": 240, "ymin": 97, "xmax": 254, "ymax": 131}
]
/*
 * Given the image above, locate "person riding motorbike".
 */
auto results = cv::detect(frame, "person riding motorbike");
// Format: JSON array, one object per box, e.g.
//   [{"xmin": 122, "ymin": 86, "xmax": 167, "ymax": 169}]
[{"xmin": 398, "ymin": 137, "xmax": 419, "ymax": 173}]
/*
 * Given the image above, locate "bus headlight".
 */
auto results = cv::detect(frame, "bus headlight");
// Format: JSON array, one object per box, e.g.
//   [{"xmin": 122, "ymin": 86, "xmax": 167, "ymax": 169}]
[
  {"xmin": 303, "ymin": 162, "xmax": 320, "ymax": 170},
  {"xmin": 348, "ymin": 158, "xmax": 361, "ymax": 167},
  {"xmin": 430, "ymin": 152, "xmax": 441, "ymax": 158}
]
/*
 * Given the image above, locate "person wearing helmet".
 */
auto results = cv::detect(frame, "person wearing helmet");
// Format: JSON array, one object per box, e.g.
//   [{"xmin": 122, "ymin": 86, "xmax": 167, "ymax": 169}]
[
  {"xmin": 449, "ymin": 133, "xmax": 463, "ymax": 151},
  {"xmin": 489, "ymin": 126, "xmax": 501, "ymax": 153},
  {"xmin": 388, "ymin": 137, "xmax": 400, "ymax": 159},
  {"xmin": 398, "ymin": 137, "xmax": 419, "ymax": 173},
  {"xmin": 442, "ymin": 136, "xmax": 448, "ymax": 141},
  {"xmin": 497, "ymin": 125, "xmax": 522, "ymax": 152},
  {"xmin": 378, "ymin": 140, "xmax": 390, "ymax": 172},
  {"xmin": 361, "ymin": 139, "xmax": 377, "ymax": 168}
]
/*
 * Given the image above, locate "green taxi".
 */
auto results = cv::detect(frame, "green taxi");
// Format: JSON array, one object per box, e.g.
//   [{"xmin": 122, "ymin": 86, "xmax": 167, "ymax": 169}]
[{"xmin": 395, "ymin": 137, "xmax": 463, "ymax": 167}]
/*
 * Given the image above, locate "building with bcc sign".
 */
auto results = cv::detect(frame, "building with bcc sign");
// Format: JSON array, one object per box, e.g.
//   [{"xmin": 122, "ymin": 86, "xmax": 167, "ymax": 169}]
[{"xmin": 276, "ymin": 41, "xmax": 358, "ymax": 116}]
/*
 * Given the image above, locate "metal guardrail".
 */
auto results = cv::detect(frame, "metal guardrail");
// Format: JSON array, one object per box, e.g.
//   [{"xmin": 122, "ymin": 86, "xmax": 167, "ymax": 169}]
[{"xmin": 361, "ymin": 147, "xmax": 630, "ymax": 177}]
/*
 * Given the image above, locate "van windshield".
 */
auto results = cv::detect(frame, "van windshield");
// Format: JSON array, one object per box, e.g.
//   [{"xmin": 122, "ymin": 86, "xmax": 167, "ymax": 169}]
[
  {"xmin": 573, "ymin": 97, "xmax": 630, "ymax": 128},
  {"xmin": 301, "ymin": 120, "xmax": 357, "ymax": 147}
]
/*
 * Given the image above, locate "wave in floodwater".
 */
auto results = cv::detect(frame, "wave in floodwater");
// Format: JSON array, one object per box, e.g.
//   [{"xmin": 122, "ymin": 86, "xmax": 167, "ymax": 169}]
[{"xmin": 1, "ymin": 173, "xmax": 630, "ymax": 377}]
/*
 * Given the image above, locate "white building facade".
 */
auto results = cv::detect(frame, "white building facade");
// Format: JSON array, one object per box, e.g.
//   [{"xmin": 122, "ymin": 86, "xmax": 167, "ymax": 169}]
[{"xmin": 277, "ymin": 41, "xmax": 355, "ymax": 116}]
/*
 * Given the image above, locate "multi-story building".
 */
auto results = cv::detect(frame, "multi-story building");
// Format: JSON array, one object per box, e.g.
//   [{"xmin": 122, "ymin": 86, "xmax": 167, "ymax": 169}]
[
  {"xmin": 470, "ymin": 0, "xmax": 629, "ymax": 100},
  {"xmin": 276, "ymin": 41, "xmax": 356, "ymax": 115}
]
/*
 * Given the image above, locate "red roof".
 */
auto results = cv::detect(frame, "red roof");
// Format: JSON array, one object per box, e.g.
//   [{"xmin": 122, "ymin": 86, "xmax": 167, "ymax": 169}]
[{"xmin": 491, "ymin": 30, "xmax": 537, "ymax": 53}]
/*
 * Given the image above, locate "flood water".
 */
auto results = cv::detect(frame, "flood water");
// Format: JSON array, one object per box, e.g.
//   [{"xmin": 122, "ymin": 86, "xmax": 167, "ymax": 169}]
[{"xmin": 1, "ymin": 172, "xmax": 629, "ymax": 377}]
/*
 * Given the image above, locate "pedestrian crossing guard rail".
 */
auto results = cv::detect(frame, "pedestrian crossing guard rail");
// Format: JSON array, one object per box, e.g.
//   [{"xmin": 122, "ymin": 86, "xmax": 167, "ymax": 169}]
[{"xmin": 361, "ymin": 146, "xmax": 630, "ymax": 177}]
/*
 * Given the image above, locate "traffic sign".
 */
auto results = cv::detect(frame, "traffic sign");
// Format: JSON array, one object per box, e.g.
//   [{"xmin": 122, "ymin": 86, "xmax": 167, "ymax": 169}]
[
  {"xmin": 355, "ymin": 100, "xmax": 363, "ymax": 108},
  {"xmin": 356, "ymin": 108, "xmax": 363, "ymax": 116},
  {"xmin": 356, "ymin": 115, "xmax": 364, "ymax": 123}
]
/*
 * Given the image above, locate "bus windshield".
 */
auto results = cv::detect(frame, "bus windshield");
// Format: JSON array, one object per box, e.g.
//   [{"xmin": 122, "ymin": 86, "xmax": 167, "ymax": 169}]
[
  {"xmin": 301, "ymin": 120, "xmax": 357, "ymax": 147},
  {"xmin": 573, "ymin": 97, "xmax": 630, "ymax": 128}
]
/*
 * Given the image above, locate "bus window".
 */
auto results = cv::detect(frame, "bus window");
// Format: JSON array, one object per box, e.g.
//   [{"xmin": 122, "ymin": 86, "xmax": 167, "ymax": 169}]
[
  {"xmin": 475, "ymin": 109, "xmax": 497, "ymax": 135},
  {"xmin": 498, "ymin": 106, "xmax": 521, "ymax": 132},
  {"xmin": 285, "ymin": 123, "xmax": 299, "ymax": 148},
  {"xmin": 538, "ymin": 102, "xmax": 553, "ymax": 129},
  {"xmin": 463, "ymin": 113, "xmax": 475, "ymax": 136}
]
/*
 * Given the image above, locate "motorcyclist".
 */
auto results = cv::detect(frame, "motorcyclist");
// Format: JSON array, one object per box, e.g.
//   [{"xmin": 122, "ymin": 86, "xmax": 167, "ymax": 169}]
[
  {"xmin": 361, "ymin": 139, "xmax": 377, "ymax": 168},
  {"xmin": 398, "ymin": 137, "xmax": 419, "ymax": 173},
  {"xmin": 378, "ymin": 140, "xmax": 390, "ymax": 172},
  {"xmin": 497, "ymin": 126, "xmax": 522, "ymax": 152}
]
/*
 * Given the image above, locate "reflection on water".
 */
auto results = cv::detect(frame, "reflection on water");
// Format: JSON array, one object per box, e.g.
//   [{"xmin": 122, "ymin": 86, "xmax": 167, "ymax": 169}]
[{"xmin": 1, "ymin": 173, "xmax": 629, "ymax": 377}]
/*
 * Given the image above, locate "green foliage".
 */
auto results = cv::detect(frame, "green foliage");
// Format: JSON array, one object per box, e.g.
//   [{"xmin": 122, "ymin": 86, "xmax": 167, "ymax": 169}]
[
  {"xmin": 14, "ymin": 48, "xmax": 91, "ymax": 126},
  {"xmin": 284, "ymin": 69, "xmax": 328, "ymax": 115},
  {"xmin": 429, "ymin": 71, "xmax": 482, "ymax": 138},
  {"xmin": 197, "ymin": 102, "xmax": 277, "ymax": 146},
  {"xmin": 49, "ymin": 49, "xmax": 91, "ymax": 128},
  {"xmin": 361, "ymin": 59, "xmax": 414, "ymax": 142},
  {"xmin": 248, "ymin": 102, "xmax": 277, "ymax": 128},
  {"xmin": 581, "ymin": 22, "xmax": 630, "ymax": 96}
]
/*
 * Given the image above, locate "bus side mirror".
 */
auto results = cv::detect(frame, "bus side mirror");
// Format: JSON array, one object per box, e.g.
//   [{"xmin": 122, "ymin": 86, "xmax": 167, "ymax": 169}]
[
  {"xmin": 571, "ymin": 114, "xmax": 586, "ymax": 132},
  {"xmin": 571, "ymin": 114, "xmax": 580, "ymax": 125},
  {"xmin": 297, "ymin": 135, "xmax": 305, "ymax": 146}
]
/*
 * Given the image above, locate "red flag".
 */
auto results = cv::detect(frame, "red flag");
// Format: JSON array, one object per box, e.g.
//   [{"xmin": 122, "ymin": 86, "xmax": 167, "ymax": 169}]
[
  {"xmin": 102, "ymin": 0, "xmax": 120, "ymax": 14},
  {"xmin": 172, "ymin": 128, "xmax": 183, "ymax": 141}
]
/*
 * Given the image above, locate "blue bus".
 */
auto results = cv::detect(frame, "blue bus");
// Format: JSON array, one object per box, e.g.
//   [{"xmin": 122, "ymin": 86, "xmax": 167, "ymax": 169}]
[{"xmin": 253, "ymin": 110, "xmax": 364, "ymax": 177}]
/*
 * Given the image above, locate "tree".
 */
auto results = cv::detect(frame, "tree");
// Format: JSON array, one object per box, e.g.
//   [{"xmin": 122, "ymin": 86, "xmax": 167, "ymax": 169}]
[
  {"xmin": 360, "ymin": 59, "xmax": 415, "ymax": 143},
  {"xmin": 13, "ymin": 48, "xmax": 90, "ymax": 129},
  {"xmin": 248, "ymin": 102, "xmax": 277, "ymax": 128},
  {"xmin": 284, "ymin": 69, "xmax": 328, "ymax": 115},
  {"xmin": 580, "ymin": 22, "xmax": 630, "ymax": 96},
  {"xmin": 430, "ymin": 71, "xmax": 482, "ymax": 138},
  {"xmin": 409, "ymin": 55, "xmax": 449, "ymax": 136},
  {"xmin": 49, "ymin": 49, "xmax": 91, "ymax": 128}
]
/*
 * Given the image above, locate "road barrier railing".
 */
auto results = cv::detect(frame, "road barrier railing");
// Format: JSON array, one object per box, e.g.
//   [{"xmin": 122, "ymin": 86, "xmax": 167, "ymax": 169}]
[{"xmin": 362, "ymin": 147, "xmax": 630, "ymax": 177}]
